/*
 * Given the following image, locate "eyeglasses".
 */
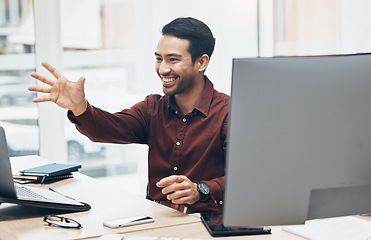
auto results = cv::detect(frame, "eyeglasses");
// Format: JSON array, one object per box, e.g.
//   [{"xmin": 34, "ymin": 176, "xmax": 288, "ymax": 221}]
[{"xmin": 43, "ymin": 215, "xmax": 82, "ymax": 229}]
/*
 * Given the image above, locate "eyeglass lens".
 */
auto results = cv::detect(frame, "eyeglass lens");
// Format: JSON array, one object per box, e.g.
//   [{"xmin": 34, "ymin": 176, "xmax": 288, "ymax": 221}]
[{"xmin": 43, "ymin": 215, "xmax": 82, "ymax": 229}]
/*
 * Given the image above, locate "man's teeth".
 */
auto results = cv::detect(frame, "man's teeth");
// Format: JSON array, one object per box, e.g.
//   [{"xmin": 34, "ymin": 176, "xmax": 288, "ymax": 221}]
[{"xmin": 162, "ymin": 77, "xmax": 176, "ymax": 82}]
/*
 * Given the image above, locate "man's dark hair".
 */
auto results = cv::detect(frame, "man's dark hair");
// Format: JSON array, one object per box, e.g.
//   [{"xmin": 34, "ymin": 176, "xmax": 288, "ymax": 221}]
[{"xmin": 162, "ymin": 17, "xmax": 216, "ymax": 63}]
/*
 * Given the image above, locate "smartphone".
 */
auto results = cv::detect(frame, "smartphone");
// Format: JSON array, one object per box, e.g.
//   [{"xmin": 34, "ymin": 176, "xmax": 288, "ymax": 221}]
[{"xmin": 103, "ymin": 215, "xmax": 154, "ymax": 228}]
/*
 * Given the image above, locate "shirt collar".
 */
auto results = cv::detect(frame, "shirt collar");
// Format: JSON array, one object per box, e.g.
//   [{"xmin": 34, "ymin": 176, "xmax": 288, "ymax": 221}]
[{"xmin": 167, "ymin": 76, "xmax": 214, "ymax": 117}]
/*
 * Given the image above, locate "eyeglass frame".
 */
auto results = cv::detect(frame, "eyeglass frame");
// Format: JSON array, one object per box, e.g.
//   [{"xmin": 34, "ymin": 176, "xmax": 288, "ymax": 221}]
[{"xmin": 43, "ymin": 215, "xmax": 82, "ymax": 229}]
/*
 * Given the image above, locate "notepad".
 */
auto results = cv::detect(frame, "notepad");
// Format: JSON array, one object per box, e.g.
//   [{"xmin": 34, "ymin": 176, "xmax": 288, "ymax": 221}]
[
  {"xmin": 282, "ymin": 216, "xmax": 371, "ymax": 240},
  {"xmin": 19, "ymin": 163, "xmax": 81, "ymax": 177}
]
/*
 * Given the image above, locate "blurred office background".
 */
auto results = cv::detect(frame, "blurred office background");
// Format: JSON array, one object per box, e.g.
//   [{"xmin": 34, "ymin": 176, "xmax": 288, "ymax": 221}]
[{"xmin": 0, "ymin": 0, "xmax": 370, "ymax": 196}]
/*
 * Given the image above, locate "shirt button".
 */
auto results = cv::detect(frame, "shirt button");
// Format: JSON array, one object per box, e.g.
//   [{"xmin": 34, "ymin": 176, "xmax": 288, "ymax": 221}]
[
  {"xmin": 176, "ymin": 142, "xmax": 180, "ymax": 146},
  {"xmin": 182, "ymin": 118, "xmax": 186, "ymax": 122},
  {"xmin": 174, "ymin": 167, "xmax": 178, "ymax": 171},
  {"xmin": 175, "ymin": 110, "xmax": 178, "ymax": 114},
  {"xmin": 219, "ymin": 200, "xmax": 223, "ymax": 205}
]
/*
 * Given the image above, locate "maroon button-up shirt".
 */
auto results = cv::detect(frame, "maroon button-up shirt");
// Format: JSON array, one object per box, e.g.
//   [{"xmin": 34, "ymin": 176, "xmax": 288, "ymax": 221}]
[{"xmin": 68, "ymin": 77, "xmax": 229, "ymax": 212}]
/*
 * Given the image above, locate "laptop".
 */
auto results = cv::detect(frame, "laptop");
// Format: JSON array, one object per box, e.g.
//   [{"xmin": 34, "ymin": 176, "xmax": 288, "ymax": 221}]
[{"xmin": 0, "ymin": 126, "xmax": 90, "ymax": 212}]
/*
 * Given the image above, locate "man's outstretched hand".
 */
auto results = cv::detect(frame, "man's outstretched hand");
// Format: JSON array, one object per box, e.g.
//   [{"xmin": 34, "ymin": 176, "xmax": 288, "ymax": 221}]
[{"xmin": 28, "ymin": 62, "xmax": 87, "ymax": 116}]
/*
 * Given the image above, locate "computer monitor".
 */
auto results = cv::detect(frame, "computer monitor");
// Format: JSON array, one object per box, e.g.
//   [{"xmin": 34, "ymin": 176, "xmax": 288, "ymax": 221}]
[{"xmin": 223, "ymin": 54, "xmax": 371, "ymax": 227}]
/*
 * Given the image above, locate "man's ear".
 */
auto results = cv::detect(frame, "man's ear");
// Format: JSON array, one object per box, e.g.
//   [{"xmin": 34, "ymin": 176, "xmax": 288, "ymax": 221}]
[{"xmin": 197, "ymin": 54, "xmax": 210, "ymax": 72}]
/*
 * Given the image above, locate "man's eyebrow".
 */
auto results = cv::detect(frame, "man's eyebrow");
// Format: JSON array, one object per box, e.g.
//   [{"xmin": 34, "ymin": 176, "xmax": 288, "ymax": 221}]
[{"xmin": 154, "ymin": 52, "xmax": 183, "ymax": 58}]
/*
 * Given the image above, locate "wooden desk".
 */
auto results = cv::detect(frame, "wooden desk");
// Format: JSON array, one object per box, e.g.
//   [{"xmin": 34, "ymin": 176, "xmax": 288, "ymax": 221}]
[
  {"xmin": 3, "ymin": 156, "xmax": 369, "ymax": 240},
  {"xmin": 0, "ymin": 156, "xmax": 199, "ymax": 240},
  {"xmin": 85, "ymin": 215, "xmax": 371, "ymax": 240},
  {"xmin": 106, "ymin": 222, "xmax": 306, "ymax": 240},
  {"xmin": 81, "ymin": 213, "xmax": 308, "ymax": 240}
]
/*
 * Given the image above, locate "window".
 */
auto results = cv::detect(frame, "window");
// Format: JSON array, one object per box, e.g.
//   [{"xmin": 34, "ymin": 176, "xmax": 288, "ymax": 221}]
[
  {"xmin": 0, "ymin": 0, "xmax": 38, "ymax": 157},
  {"xmin": 270, "ymin": 0, "xmax": 371, "ymax": 56}
]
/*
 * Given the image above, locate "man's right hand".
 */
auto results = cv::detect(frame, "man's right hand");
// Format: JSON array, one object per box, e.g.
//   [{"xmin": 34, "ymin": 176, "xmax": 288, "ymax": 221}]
[{"xmin": 28, "ymin": 62, "xmax": 87, "ymax": 116}]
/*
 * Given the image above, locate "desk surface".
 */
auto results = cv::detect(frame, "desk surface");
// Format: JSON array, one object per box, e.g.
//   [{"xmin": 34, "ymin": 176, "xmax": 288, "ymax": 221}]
[
  {"xmin": 0, "ymin": 156, "xmax": 199, "ymax": 240},
  {"xmin": 86, "ymin": 221, "xmax": 307, "ymax": 240},
  {"xmin": 2, "ymin": 155, "xmax": 369, "ymax": 240}
]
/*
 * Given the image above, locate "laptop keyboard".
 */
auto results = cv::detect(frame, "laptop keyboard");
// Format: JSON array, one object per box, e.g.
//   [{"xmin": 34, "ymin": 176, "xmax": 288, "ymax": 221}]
[{"xmin": 15, "ymin": 185, "xmax": 51, "ymax": 200}]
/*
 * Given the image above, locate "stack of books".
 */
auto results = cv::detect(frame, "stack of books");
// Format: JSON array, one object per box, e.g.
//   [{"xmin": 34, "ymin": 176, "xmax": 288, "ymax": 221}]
[{"xmin": 13, "ymin": 163, "xmax": 82, "ymax": 184}]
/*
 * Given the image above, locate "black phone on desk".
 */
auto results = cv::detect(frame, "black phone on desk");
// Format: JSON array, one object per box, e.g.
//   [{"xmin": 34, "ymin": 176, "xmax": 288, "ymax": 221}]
[{"xmin": 200, "ymin": 212, "xmax": 271, "ymax": 237}]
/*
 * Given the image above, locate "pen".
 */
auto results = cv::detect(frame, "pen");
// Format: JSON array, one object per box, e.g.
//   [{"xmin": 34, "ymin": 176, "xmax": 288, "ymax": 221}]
[{"xmin": 40, "ymin": 175, "xmax": 46, "ymax": 184}]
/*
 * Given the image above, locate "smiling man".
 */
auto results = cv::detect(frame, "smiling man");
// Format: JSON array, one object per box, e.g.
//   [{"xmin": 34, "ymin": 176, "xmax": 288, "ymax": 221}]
[{"xmin": 28, "ymin": 17, "xmax": 229, "ymax": 213}]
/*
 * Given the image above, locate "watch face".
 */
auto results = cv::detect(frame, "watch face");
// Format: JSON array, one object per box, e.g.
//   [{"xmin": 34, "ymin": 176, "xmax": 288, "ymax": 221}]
[{"xmin": 198, "ymin": 182, "xmax": 210, "ymax": 195}]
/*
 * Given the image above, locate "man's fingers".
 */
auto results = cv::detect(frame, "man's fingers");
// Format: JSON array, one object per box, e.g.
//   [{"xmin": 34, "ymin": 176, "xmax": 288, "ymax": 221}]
[
  {"xmin": 28, "ymin": 85, "xmax": 51, "ymax": 93},
  {"xmin": 167, "ymin": 189, "xmax": 197, "ymax": 205},
  {"xmin": 30, "ymin": 72, "xmax": 55, "ymax": 86},
  {"xmin": 76, "ymin": 76, "xmax": 86, "ymax": 91},
  {"xmin": 156, "ymin": 175, "xmax": 186, "ymax": 187},
  {"xmin": 32, "ymin": 95, "xmax": 52, "ymax": 103},
  {"xmin": 171, "ymin": 196, "xmax": 192, "ymax": 205},
  {"xmin": 41, "ymin": 61, "xmax": 63, "ymax": 79},
  {"xmin": 160, "ymin": 179, "xmax": 193, "ymax": 195},
  {"xmin": 166, "ymin": 188, "xmax": 191, "ymax": 200},
  {"xmin": 161, "ymin": 183, "xmax": 184, "ymax": 195}
]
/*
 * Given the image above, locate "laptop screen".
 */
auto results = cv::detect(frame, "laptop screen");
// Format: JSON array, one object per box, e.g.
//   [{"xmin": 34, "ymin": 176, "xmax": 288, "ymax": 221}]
[{"xmin": 0, "ymin": 126, "xmax": 18, "ymax": 199}]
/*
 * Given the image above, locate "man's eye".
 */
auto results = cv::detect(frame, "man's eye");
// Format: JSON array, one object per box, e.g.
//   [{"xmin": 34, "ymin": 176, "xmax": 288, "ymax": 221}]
[
  {"xmin": 170, "ymin": 58, "xmax": 179, "ymax": 62},
  {"xmin": 156, "ymin": 57, "xmax": 162, "ymax": 61}
]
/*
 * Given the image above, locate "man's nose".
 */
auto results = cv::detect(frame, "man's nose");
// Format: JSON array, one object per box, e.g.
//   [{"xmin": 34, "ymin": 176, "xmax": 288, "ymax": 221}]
[{"xmin": 158, "ymin": 62, "xmax": 171, "ymax": 75}]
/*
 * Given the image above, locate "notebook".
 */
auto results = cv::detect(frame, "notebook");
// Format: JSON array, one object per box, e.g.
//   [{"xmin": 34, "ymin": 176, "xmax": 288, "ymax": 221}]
[
  {"xmin": 0, "ymin": 126, "xmax": 90, "ymax": 212},
  {"xmin": 13, "ymin": 172, "xmax": 74, "ymax": 184},
  {"xmin": 19, "ymin": 163, "xmax": 81, "ymax": 177},
  {"xmin": 19, "ymin": 163, "xmax": 81, "ymax": 183}
]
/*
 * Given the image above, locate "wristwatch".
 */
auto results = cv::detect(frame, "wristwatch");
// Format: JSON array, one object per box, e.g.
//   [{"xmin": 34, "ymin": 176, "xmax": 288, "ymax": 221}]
[{"xmin": 196, "ymin": 181, "xmax": 210, "ymax": 202}]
